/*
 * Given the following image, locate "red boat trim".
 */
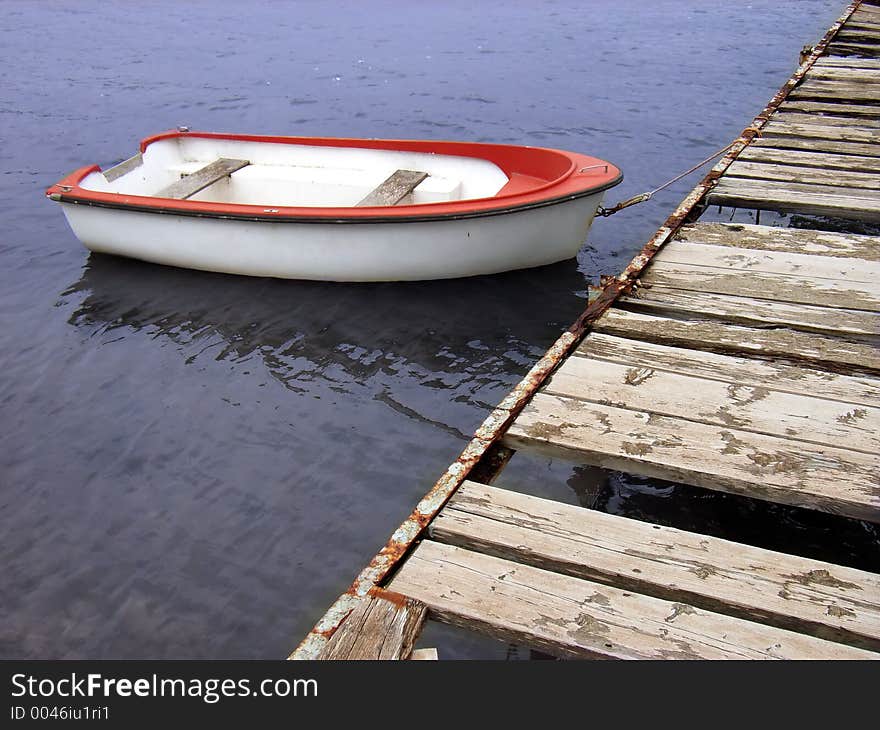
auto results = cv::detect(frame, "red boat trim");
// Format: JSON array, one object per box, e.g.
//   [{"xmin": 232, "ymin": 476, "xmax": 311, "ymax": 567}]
[{"xmin": 46, "ymin": 131, "xmax": 623, "ymax": 223}]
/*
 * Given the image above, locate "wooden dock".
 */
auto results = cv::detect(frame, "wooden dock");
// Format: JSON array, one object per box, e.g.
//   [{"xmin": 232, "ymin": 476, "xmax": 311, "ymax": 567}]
[{"xmin": 292, "ymin": 1, "xmax": 880, "ymax": 660}]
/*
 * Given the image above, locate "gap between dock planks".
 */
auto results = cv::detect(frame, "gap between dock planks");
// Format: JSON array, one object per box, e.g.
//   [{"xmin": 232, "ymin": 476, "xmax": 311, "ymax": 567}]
[
  {"xmin": 428, "ymin": 481, "xmax": 880, "ymax": 651},
  {"xmin": 389, "ymin": 540, "xmax": 877, "ymax": 659}
]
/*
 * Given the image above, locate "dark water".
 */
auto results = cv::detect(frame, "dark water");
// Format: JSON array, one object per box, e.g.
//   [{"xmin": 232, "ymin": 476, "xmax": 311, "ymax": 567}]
[{"xmin": 1, "ymin": 0, "xmax": 871, "ymax": 659}]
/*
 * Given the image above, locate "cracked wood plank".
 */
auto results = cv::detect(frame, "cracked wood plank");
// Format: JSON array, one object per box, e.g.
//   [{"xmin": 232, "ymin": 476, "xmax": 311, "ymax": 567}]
[
  {"xmin": 725, "ymin": 159, "xmax": 880, "ymax": 191},
  {"xmin": 316, "ymin": 591, "xmax": 427, "ymax": 660},
  {"xmin": 812, "ymin": 56, "xmax": 880, "ymax": 69},
  {"xmin": 708, "ymin": 180, "xmax": 880, "ymax": 222},
  {"xmin": 593, "ymin": 309, "xmax": 880, "ymax": 374},
  {"xmin": 543, "ymin": 356, "xmax": 880, "ymax": 455},
  {"xmin": 503, "ymin": 392, "xmax": 880, "ymax": 521},
  {"xmin": 389, "ymin": 541, "xmax": 876, "ymax": 659},
  {"xmin": 792, "ymin": 79, "xmax": 880, "ymax": 101},
  {"xmin": 749, "ymin": 135, "xmax": 880, "ymax": 158},
  {"xmin": 777, "ymin": 100, "xmax": 880, "ymax": 118},
  {"xmin": 640, "ymin": 260, "xmax": 880, "ymax": 312},
  {"xmin": 575, "ymin": 333, "xmax": 880, "ymax": 407},
  {"xmin": 674, "ymin": 222, "xmax": 880, "ymax": 260},
  {"xmin": 620, "ymin": 286, "xmax": 880, "ymax": 337},
  {"xmin": 805, "ymin": 66, "xmax": 880, "ymax": 84},
  {"xmin": 430, "ymin": 481, "xmax": 880, "ymax": 651},
  {"xmin": 653, "ymin": 241, "xmax": 880, "ymax": 283},
  {"xmin": 773, "ymin": 111, "xmax": 880, "ymax": 127},
  {"xmin": 761, "ymin": 120, "xmax": 880, "ymax": 144},
  {"xmin": 827, "ymin": 42, "xmax": 880, "ymax": 56},
  {"xmin": 737, "ymin": 145, "xmax": 880, "ymax": 174},
  {"xmin": 837, "ymin": 28, "xmax": 880, "ymax": 43}
]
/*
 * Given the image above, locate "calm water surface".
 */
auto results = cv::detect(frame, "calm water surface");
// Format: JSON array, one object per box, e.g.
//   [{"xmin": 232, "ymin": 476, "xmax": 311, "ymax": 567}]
[{"xmin": 2, "ymin": 0, "xmax": 873, "ymax": 659}]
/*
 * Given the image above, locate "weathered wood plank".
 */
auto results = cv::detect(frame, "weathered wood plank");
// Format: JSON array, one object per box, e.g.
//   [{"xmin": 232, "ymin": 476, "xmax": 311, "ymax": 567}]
[
  {"xmin": 675, "ymin": 222, "xmax": 880, "ymax": 260},
  {"xmin": 736, "ymin": 145, "xmax": 880, "ymax": 174},
  {"xmin": 641, "ymin": 260, "xmax": 880, "ymax": 312},
  {"xmin": 409, "ymin": 648, "xmax": 438, "ymax": 660},
  {"xmin": 503, "ymin": 392, "xmax": 880, "ymax": 521},
  {"xmin": 654, "ymin": 241, "xmax": 880, "ymax": 283},
  {"xmin": 317, "ymin": 590, "xmax": 427, "ymax": 660},
  {"xmin": 762, "ymin": 120, "xmax": 880, "ymax": 144},
  {"xmin": 592, "ymin": 308, "xmax": 880, "ymax": 373},
  {"xmin": 620, "ymin": 286, "xmax": 880, "ymax": 338},
  {"xmin": 852, "ymin": 4, "xmax": 880, "ymax": 17},
  {"xmin": 712, "ymin": 176, "xmax": 880, "ymax": 203},
  {"xmin": 543, "ymin": 356, "xmax": 880, "ymax": 454},
  {"xmin": 390, "ymin": 541, "xmax": 877, "ymax": 659},
  {"xmin": 794, "ymin": 80, "xmax": 880, "ymax": 101},
  {"xmin": 813, "ymin": 55, "xmax": 880, "ymax": 69},
  {"xmin": 773, "ymin": 111, "xmax": 880, "ymax": 128},
  {"xmin": 432, "ymin": 481, "xmax": 880, "ymax": 651},
  {"xmin": 827, "ymin": 42, "xmax": 880, "ymax": 57},
  {"xmin": 709, "ymin": 178, "xmax": 880, "ymax": 223},
  {"xmin": 837, "ymin": 28, "xmax": 880, "ymax": 43},
  {"xmin": 156, "ymin": 158, "xmax": 250, "ymax": 200},
  {"xmin": 751, "ymin": 134, "xmax": 880, "ymax": 158},
  {"xmin": 103, "ymin": 152, "xmax": 143, "ymax": 183},
  {"xmin": 806, "ymin": 64, "xmax": 880, "ymax": 83},
  {"xmin": 576, "ymin": 333, "xmax": 880, "ymax": 407},
  {"xmin": 778, "ymin": 99, "xmax": 880, "ymax": 118},
  {"xmin": 356, "ymin": 169, "xmax": 428, "ymax": 206},
  {"xmin": 726, "ymin": 159, "xmax": 880, "ymax": 190}
]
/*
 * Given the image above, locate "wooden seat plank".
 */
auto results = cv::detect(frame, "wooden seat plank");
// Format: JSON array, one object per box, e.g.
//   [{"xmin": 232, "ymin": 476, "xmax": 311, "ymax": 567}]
[
  {"xmin": 156, "ymin": 158, "xmax": 250, "ymax": 200},
  {"xmin": 356, "ymin": 169, "xmax": 428, "ymax": 206}
]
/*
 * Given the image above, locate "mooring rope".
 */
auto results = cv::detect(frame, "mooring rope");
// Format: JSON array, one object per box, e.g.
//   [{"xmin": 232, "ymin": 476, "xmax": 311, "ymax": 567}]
[{"xmin": 596, "ymin": 140, "xmax": 739, "ymax": 217}]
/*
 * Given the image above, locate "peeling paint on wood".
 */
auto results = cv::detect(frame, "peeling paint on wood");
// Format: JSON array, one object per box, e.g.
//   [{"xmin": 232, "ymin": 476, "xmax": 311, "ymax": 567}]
[
  {"xmin": 593, "ymin": 308, "xmax": 880, "ymax": 373},
  {"xmin": 675, "ymin": 222, "xmax": 880, "ymax": 261},
  {"xmin": 430, "ymin": 481, "xmax": 880, "ymax": 650},
  {"xmin": 576, "ymin": 333, "xmax": 880, "ymax": 407},
  {"xmin": 504, "ymin": 392, "xmax": 880, "ymax": 522},
  {"xmin": 389, "ymin": 541, "xmax": 877, "ymax": 659}
]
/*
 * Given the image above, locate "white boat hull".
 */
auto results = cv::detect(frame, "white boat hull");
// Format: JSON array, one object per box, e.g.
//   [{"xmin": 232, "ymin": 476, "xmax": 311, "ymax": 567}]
[{"xmin": 60, "ymin": 194, "xmax": 605, "ymax": 281}]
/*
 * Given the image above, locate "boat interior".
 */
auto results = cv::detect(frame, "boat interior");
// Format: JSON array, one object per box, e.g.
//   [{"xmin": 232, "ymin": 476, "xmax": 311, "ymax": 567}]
[{"xmin": 81, "ymin": 136, "xmax": 516, "ymax": 208}]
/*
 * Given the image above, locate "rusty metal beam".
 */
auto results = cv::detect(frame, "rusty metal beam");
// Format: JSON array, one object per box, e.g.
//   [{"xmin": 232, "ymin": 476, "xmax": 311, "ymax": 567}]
[{"xmin": 289, "ymin": 0, "xmax": 863, "ymax": 660}]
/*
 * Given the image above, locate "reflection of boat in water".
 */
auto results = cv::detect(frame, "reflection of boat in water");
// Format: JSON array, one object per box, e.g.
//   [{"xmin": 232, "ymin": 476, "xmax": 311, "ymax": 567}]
[
  {"xmin": 63, "ymin": 254, "xmax": 590, "ymax": 432},
  {"xmin": 47, "ymin": 130, "xmax": 622, "ymax": 281}
]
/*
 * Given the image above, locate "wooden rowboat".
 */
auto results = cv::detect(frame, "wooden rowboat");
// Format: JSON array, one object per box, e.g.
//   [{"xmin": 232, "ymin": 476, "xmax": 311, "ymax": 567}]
[{"xmin": 46, "ymin": 130, "xmax": 622, "ymax": 281}]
